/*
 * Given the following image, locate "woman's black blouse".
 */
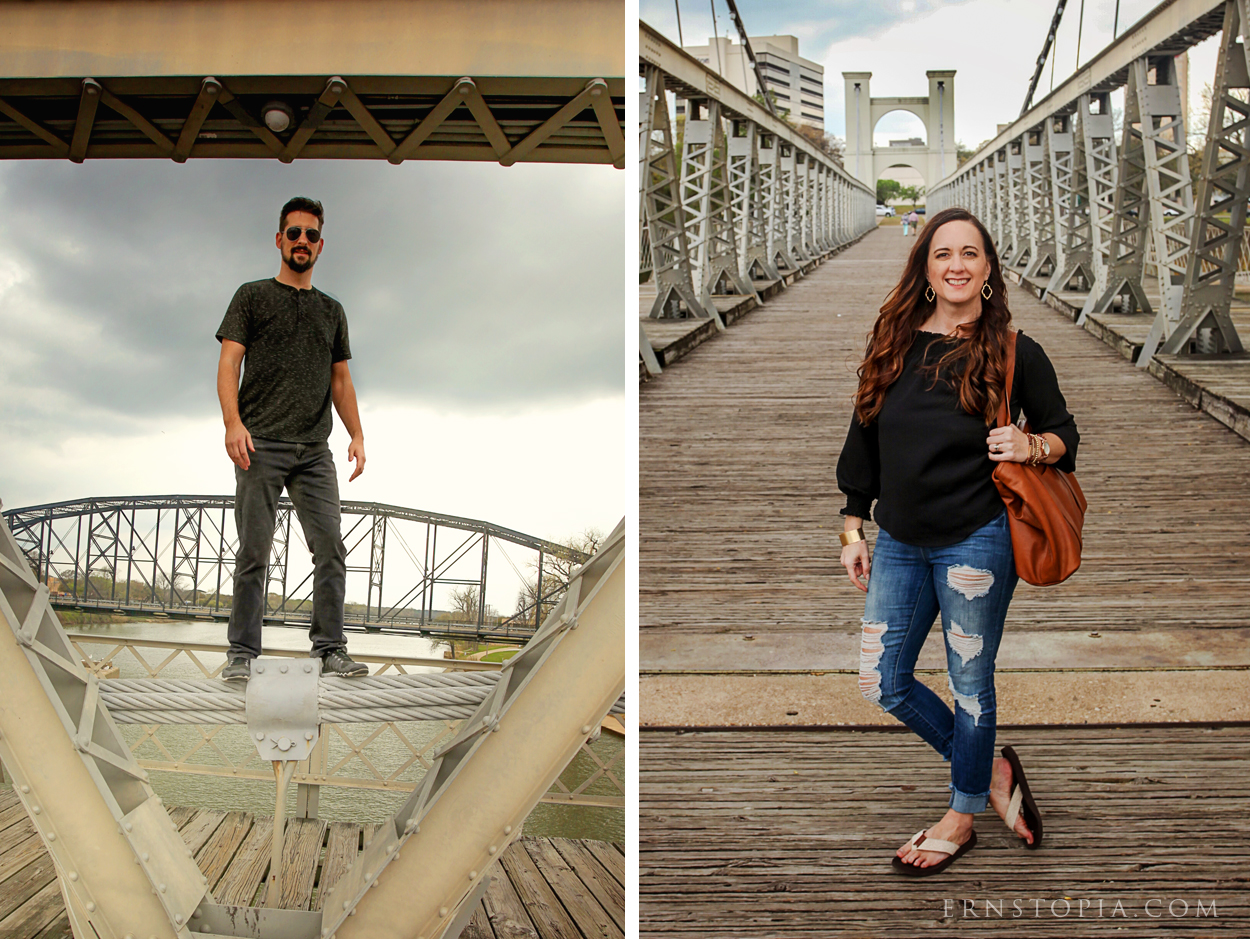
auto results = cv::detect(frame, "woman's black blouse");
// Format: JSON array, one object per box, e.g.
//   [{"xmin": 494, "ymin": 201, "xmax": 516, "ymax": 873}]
[{"xmin": 837, "ymin": 329, "xmax": 1079, "ymax": 547}]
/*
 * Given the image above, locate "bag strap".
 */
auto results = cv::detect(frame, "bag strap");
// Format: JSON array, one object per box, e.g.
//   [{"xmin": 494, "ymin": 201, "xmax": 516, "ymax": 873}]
[{"xmin": 997, "ymin": 330, "xmax": 1018, "ymax": 429}]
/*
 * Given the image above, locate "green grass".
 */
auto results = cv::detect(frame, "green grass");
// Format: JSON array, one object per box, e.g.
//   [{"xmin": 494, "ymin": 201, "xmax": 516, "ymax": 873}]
[{"xmin": 480, "ymin": 648, "xmax": 520, "ymax": 663}]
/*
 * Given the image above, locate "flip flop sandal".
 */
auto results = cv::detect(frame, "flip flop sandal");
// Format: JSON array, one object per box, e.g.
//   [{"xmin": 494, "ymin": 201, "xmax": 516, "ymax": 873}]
[
  {"xmin": 891, "ymin": 828, "xmax": 977, "ymax": 877},
  {"xmin": 1001, "ymin": 745, "xmax": 1043, "ymax": 849}
]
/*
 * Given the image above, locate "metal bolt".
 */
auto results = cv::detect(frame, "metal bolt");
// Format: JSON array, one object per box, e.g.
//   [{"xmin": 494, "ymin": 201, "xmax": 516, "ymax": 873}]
[
  {"xmin": 202, "ymin": 928, "xmax": 211, "ymax": 934},
  {"xmin": 279, "ymin": 664, "xmax": 288, "ymax": 673},
  {"xmin": 142, "ymin": 853, "xmax": 150, "ymax": 861},
  {"xmin": 581, "ymin": 725, "xmax": 592, "ymax": 734},
  {"xmin": 438, "ymin": 908, "xmax": 448, "ymax": 918},
  {"xmin": 175, "ymin": 915, "xmax": 183, "ymax": 925},
  {"xmin": 69, "ymin": 872, "xmax": 78, "ymax": 881},
  {"xmin": 31, "ymin": 806, "xmax": 40, "ymax": 814},
  {"xmin": 504, "ymin": 826, "xmax": 512, "ymax": 835},
  {"xmin": 277, "ymin": 736, "xmax": 293, "ymax": 751},
  {"xmin": 488, "ymin": 845, "xmax": 496, "ymax": 854},
  {"xmin": 304, "ymin": 663, "xmax": 313, "ymax": 673},
  {"xmin": 256, "ymin": 732, "xmax": 265, "ymax": 741},
  {"xmin": 470, "ymin": 870, "xmax": 478, "ymax": 879},
  {"xmin": 191, "ymin": 911, "xmax": 201, "ymax": 919},
  {"xmin": 256, "ymin": 665, "xmax": 265, "ymax": 674},
  {"xmin": 20, "ymin": 786, "xmax": 29, "ymax": 793},
  {"xmin": 86, "ymin": 902, "xmax": 95, "ymax": 912},
  {"xmin": 124, "ymin": 822, "xmax": 132, "ymax": 831},
  {"xmin": 343, "ymin": 901, "xmax": 350, "ymax": 911},
  {"xmin": 47, "ymin": 833, "xmax": 56, "ymax": 841},
  {"xmin": 158, "ymin": 884, "xmax": 166, "ymax": 893},
  {"xmin": 305, "ymin": 732, "xmax": 315, "ymax": 741}
]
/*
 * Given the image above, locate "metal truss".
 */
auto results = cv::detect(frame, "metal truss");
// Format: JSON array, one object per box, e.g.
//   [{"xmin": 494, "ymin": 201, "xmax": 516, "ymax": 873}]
[
  {"xmin": 1136, "ymin": 55, "xmax": 1198, "ymax": 362},
  {"xmin": 931, "ymin": 0, "xmax": 1247, "ymax": 362},
  {"xmin": 0, "ymin": 496, "xmax": 625, "ymax": 939},
  {"xmin": 728, "ymin": 120, "xmax": 782, "ymax": 282},
  {"xmin": 780, "ymin": 144, "xmax": 809, "ymax": 266},
  {"xmin": 1077, "ymin": 92, "xmax": 1120, "ymax": 323},
  {"xmin": 761, "ymin": 138, "xmax": 800, "ymax": 273},
  {"xmin": 1163, "ymin": 0, "xmax": 1250, "ymax": 354},
  {"xmin": 1023, "ymin": 125, "xmax": 1059, "ymax": 280},
  {"xmin": 640, "ymin": 64, "xmax": 709, "ymax": 321},
  {"xmin": 680, "ymin": 98, "xmax": 756, "ymax": 314},
  {"xmin": 4, "ymin": 496, "xmax": 587, "ymax": 642},
  {"xmin": 1045, "ymin": 112, "xmax": 1091, "ymax": 295},
  {"xmin": 0, "ymin": 2, "xmax": 625, "ymax": 166}
]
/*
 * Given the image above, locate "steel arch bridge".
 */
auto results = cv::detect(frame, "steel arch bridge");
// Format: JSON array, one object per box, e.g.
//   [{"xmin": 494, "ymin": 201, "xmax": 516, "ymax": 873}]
[{"xmin": 3, "ymin": 496, "xmax": 590, "ymax": 642}]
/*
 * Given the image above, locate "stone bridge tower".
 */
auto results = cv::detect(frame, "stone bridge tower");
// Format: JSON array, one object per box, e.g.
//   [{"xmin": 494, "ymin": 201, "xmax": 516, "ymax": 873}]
[{"xmin": 843, "ymin": 70, "xmax": 957, "ymax": 194}]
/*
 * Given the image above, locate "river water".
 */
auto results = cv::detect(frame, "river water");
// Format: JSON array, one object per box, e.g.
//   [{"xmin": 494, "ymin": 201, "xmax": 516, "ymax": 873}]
[{"xmin": 62, "ymin": 620, "xmax": 624, "ymax": 843}]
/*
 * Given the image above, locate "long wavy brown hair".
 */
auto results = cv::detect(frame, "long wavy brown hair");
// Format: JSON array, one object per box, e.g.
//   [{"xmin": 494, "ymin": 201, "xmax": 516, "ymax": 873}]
[{"xmin": 853, "ymin": 207, "xmax": 1012, "ymax": 426}]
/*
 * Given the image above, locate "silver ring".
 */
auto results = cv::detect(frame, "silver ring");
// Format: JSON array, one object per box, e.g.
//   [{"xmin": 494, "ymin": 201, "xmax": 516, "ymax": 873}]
[{"xmin": 993, "ymin": 444, "xmax": 1000, "ymax": 453}]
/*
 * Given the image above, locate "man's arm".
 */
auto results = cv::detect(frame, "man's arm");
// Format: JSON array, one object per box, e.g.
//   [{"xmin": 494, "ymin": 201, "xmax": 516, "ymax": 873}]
[
  {"xmin": 217, "ymin": 339, "xmax": 254, "ymax": 470},
  {"xmin": 331, "ymin": 360, "xmax": 365, "ymax": 481}
]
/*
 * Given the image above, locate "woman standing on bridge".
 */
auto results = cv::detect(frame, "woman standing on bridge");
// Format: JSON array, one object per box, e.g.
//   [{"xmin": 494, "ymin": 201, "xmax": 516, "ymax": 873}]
[{"xmin": 837, "ymin": 207, "xmax": 1079, "ymax": 875}]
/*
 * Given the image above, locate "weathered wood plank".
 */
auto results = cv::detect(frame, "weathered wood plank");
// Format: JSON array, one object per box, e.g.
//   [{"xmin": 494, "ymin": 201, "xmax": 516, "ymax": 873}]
[
  {"xmin": 483, "ymin": 863, "xmax": 541, "ymax": 939},
  {"xmin": 313, "ymin": 821, "xmax": 361, "ymax": 912},
  {"xmin": 0, "ymin": 836, "xmax": 45, "ymax": 889},
  {"xmin": 197, "ymin": 810, "xmax": 253, "ymax": 891},
  {"xmin": 0, "ymin": 871, "xmax": 59, "ymax": 937},
  {"xmin": 525, "ymin": 838, "xmax": 622, "ymax": 939},
  {"xmin": 580, "ymin": 841, "xmax": 624, "ymax": 889},
  {"xmin": 641, "ymin": 726, "xmax": 1250, "ymax": 936},
  {"xmin": 550, "ymin": 839, "xmax": 624, "ymax": 930},
  {"xmin": 498, "ymin": 843, "xmax": 582, "ymax": 939},
  {"xmin": 213, "ymin": 815, "xmax": 273, "ymax": 907},
  {"xmin": 0, "ymin": 820, "xmax": 35, "ymax": 860},
  {"xmin": 462, "ymin": 900, "xmax": 495, "ymax": 939},
  {"xmin": 178, "ymin": 809, "xmax": 228, "ymax": 857},
  {"xmin": 263, "ymin": 818, "xmax": 327, "ymax": 911},
  {"xmin": 166, "ymin": 805, "xmax": 196, "ymax": 829}
]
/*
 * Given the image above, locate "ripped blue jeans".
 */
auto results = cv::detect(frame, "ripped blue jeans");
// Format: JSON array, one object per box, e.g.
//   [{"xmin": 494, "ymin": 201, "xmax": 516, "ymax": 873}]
[{"xmin": 858, "ymin": 510, "xmax": 1018, "ymax": 813}]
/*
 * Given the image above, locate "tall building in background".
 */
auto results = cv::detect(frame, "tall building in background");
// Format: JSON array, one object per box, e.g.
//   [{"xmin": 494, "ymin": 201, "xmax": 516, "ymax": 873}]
[{"xmin": 680, "ymin": 34, "xmax": 824, "ymax": 129}]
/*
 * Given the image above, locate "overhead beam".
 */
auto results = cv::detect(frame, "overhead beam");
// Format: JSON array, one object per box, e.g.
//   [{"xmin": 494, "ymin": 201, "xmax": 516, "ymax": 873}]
[
  {"xmin": 171, "ymin": 76, "xmax": 222, "ymax": 162},
  {"xmin": 68, "ymin": 77, "xmax": 100, "ymax": 162},
  {"xmin": 0, "ymin": 0, "xmax": 622, "ymax": 80}
]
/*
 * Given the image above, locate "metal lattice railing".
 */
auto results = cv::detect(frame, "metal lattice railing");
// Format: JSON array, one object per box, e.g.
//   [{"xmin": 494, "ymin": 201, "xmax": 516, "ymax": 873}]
[{"xmin": 59, "ymin": 633, "xmax": 624, "ymax": 810}]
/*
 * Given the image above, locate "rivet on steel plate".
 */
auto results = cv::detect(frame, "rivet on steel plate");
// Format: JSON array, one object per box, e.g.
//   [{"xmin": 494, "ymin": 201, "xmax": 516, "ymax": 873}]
[
  {"xmin": 280, "ymin": 664, "xmax": 288, "ymax": 673},
  {"xmin": 304, "ymin": 663, "xmax": 313, "ymax": 673},
  {"xmin": 20, "ymin": 786, "xmax": 29, "ymax": 793},
  {"xmin": 488, "ymin": 845, "xmax": 496, "ymax": 854},
  {"xmin": 68, "ymin": 872, "xmax": 78, "ymax": 881},
  {"xmin": 504, "ymin": 826, "xmax": 512, "ymax": 834},
  {"xmin": 158, "ymin": 884, "xmax": 166, "ymax": 893},
  {"xmin": 124, "ymin": 822, "xmax": 132, "ymax": 831},
  {"xmin": 47, "ymin": 833, "xmax": 56, "ymax": 841},
  {"xmin": 31, "ymin": 806, "xmax": 40, "ymax": 814},
  {"xmin": 581, "ymin": 725, "xmax": 592, "ymax": 734},
  {"xmin": 470, "ymin": 870, "xmax": 477, "ymax": 879},
  {"xmin": 143, "ymin": 853, "xmax": 150, "ymax": 861},
  {"xmin": 256, "ymin": 732, "xmax": 265, "ymax": 740},
  {"xmin": 256, "ymin": 665, "xmax": 265, "ymax": 674},
  {"xmin": 175, "ymin": 915, "xmax": 183, "ymax": 925},
  {"xmin": 86, "ymin": 903, "xmax": 95, "ymax": 912},
  {"xmin": 439, "ymin": 908, "xmax": 448, "ymax": 918}
]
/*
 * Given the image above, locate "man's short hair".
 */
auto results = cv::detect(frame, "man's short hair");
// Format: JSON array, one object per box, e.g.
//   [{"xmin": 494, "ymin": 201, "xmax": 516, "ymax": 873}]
[{"xmin": 279, "ymin": 197, "xmax": 324, "ymax": 232}]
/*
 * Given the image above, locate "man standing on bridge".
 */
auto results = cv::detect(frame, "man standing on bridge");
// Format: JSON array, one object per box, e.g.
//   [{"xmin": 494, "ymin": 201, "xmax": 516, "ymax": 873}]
[{"xmin": 215, "ymin": 196, "xmax": 369, "ymax": 681}]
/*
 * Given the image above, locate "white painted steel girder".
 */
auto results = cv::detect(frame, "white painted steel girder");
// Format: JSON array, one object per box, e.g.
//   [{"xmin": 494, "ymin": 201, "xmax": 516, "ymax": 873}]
[
  {"xmin": 1077, "ymin": 92, "xmax": 1119, "ymax": 323},
  {"xmin": 1043, "ymin": 113, "xmax": 1079, "ymax": 294},
  {"xmin": 728, "ymin": 119, "xmax": 781, "ymax": 283},
  {"xmin": 0, "ymin": 505, "xmax": 209, "ymax": 939},
  {"xmin": 1023, "ymin": 124, "xmax": 1059, "ymax": 281}
]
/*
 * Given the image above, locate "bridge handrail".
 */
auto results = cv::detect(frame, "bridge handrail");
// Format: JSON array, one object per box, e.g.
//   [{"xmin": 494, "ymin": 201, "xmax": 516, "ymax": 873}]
[
  {"xmin": 3, "ymin": 494, "xmax": 589, "ymax": 562},
  {"xmin": 639, "ymin": 20, "xmax": 875, "ymax": 198},
  {"xmin": 933, "ymin": 0, "xmax": 1225, "ymax": 190}
]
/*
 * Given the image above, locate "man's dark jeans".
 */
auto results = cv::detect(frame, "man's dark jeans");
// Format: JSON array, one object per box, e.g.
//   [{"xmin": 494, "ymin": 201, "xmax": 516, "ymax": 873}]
[{"xmin": 228, "ymin": 437, "xmax": 347, "ymax": 660}]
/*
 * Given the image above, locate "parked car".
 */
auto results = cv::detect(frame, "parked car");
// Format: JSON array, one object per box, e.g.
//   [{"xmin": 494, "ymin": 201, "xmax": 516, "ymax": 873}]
[{"xmin": 876, "ymin": 204, "xmax": 895, "ymax": 217}]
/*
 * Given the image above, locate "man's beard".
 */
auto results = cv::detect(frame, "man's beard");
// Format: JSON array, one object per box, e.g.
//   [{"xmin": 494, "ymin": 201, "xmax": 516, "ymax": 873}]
[{"xmin": 285, "ymin": 250, "xmax": 315, "ymax": 274}]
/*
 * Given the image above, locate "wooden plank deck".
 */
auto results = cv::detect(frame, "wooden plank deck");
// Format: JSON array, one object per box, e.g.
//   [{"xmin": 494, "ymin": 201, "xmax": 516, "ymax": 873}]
[
  {"xmin": 641, "ymin": 724, "xmax": 1250, "ymax": 937},
  {"xmin": 0, "ymin": 787, "xmax": 624, "ymax": 939},
  {"xmin": 640, "ymin": 226, "xmax": 1250, "ymax": 645}
]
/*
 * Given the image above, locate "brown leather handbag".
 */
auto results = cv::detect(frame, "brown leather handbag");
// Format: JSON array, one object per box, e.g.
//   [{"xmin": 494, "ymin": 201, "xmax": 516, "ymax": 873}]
[{"xmin": 992, "ymin": 332, "xmax": 1087, "ymax": 586}]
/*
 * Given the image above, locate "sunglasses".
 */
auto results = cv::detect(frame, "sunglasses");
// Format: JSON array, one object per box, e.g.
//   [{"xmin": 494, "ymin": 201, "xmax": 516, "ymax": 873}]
[{"xmin": 283, "ymin": 226, "xmax": 321, "ymax": 243}]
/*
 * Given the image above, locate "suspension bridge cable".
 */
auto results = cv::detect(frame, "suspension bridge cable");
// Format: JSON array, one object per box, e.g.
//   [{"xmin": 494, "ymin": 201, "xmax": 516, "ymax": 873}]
[
  {"xmin": 710, "ymin": 0, "xmax": 723, "ymax": 76},
  {"xmin": 1113, "ymin": 0, "xmax": 1121, "ymax": 39},
  {"xmin": 724, "ymin": 0, "xmax": 777, "ymax": 118},
  {"xmin": 1021, "ymin": 0, "xmax": 1069, "ymax": 116},
  {"xmin": 1075, "ymin": 0, "xmax": 1085, "ymax": 69},
  {"xmin": 674, "ymin": 0, "xmax": 684, "ymax": 46}
]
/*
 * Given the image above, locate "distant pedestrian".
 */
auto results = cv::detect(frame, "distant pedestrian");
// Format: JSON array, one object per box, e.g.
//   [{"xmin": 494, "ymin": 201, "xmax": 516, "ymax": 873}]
[
  {"xmin": 901, "ymin": 213, "xmax": 910, "ymax": 237},
  {"xmin": 907, "ymin": 210, "xmax": 921, "ymax": 236},
  {"xmin": 215, "ymin": 196, "xmax": 370, "ymax": 682},
  {"xmin": 838, "ymin": 207, "xmax": 1080, "ymax": 875}
]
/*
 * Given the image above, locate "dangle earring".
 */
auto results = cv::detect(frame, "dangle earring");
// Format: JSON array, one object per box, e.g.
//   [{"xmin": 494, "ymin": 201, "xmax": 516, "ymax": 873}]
[
  {"xmin": 925, "ymin": 283, "xmax": 936, "ymax": 302},
  {"xmin": 981, "ymin": 281, "xmax": 993, "ymax": 300}
]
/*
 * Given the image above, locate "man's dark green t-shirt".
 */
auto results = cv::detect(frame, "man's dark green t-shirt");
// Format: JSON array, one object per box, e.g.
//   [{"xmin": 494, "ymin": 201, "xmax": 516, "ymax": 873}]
[{"xmin": 216, "ymin": 279, "xmax": 351, "ymax": 443}]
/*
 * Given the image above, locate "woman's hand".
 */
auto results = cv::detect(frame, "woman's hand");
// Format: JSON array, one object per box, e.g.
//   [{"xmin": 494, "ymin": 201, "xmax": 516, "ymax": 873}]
[
  {"xmin": 986, "ymin": 424, "xmax": 1030, "ymax": 462},
  {"xmin": 841, "ymin": 541, "xmax": 871, "ymax": 592}
]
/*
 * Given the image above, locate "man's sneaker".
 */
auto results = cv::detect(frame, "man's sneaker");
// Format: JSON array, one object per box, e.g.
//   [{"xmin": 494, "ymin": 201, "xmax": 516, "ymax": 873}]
[
  {"xmin": 320, "ymin": 649, "xmax": 368, "ymax": 677},
  {"xmin": 222, "ymin": 656, "xmax": 252, "ymax": 682}
]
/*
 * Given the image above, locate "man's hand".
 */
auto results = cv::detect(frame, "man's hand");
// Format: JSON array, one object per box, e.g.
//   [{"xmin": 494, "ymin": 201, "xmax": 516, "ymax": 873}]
[
  {"xmin": 347, "ymin": 436, "xmax": 366, "ymax": 481},
  {"xmin": 225, "ymin": 420, "xmax": 255, "ymax": 471}
]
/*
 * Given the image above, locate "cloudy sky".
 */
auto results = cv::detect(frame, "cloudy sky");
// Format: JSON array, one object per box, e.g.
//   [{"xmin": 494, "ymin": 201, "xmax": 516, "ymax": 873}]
[
  {"xmin": 0, "ymin": 158, "xmax": 626, "ymax": 547},
  {"xmin": 641, "ymin": 0, "xmax": 1220, "ymax": 173}
]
